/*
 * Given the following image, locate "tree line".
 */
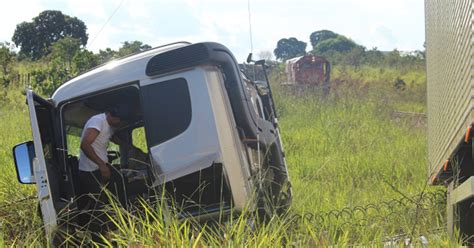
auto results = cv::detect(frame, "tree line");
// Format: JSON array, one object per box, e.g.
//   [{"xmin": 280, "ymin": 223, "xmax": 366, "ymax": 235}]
[
  {"xmin": 0, "ymin": 10, "xmax": 151, "ymax": 94},
  {"xmin": 273, "ymin": 30, "xmax": 425, "ymax": 70},
  {"xmin": 0, "ymin": 10, "xmax": 425, "ymax": 96}
]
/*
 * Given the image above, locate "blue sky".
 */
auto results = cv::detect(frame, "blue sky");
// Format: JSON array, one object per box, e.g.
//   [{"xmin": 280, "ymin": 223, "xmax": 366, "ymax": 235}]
[{"xmin": 0, "ymin": 0, "xmax": 425, "ymax": 62}]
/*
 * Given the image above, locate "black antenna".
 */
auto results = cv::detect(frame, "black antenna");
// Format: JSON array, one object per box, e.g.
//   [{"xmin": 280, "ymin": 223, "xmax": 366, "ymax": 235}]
[{"xmin": 247, "ymin": 0, "xmax": 254, "ymax": 54}]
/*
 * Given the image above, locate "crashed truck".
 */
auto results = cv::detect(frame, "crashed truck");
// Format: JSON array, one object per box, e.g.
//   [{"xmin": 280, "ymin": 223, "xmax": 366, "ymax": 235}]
[
  {"xmin": 426, "ymin": 0, "xmax": 474, "ymax": 245},
  {"xmin": 11, "ymin": 42, "xmax": 292, "ymax": 240},
  {"xmin": 284, "ymin": 55, "xmax": 331, "ymax": 94}
]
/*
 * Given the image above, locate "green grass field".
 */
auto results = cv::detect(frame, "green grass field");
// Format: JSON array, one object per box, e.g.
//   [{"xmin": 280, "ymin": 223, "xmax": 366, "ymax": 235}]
[{"xmin": 0, "ymin": 70, "xmax": 457, "ymax": 246}]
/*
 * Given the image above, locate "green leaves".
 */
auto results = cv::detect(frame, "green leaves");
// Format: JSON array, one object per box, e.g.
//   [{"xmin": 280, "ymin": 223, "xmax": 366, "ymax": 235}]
[
  {"xmin": 49, "ymin": 37, "xmax": 82, "ymax": 69},
  {"xmin": 12, "ymin": 10, "xmax": 88, "ymax": 60},
  {"xmin": 310, "ymin": 30, "xmax": 338, "ymax": 49},
  {"xmin": 273, "ymin": 37, "xmax": 307, "ymax": 61},
  {"xmin": 117, "ymin": 41, "xmax": 152, "ymax": 57},
  {"xmin": 97, "ymin": 41, "xmax": 152, "ymax": 64},
  {"xmin": 73, "ymin": 49, "xmax": 99, "ymax": 74},
  {"xmin": 0, "ymin": 42, "xmax": 15, "ymax": 88},
  {"xmin": 313, "ymin": 36, "xmax": 358, "ymax": 54}
]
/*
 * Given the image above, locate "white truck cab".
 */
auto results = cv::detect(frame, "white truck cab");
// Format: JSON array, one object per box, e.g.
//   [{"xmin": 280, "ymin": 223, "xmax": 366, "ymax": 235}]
[{"xmin": 12, "ymin": 42, "xmax": 292, "ymax": 241}]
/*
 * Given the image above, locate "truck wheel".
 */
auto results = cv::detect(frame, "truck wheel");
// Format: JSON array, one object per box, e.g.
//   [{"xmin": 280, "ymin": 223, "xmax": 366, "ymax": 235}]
[{"xmin": 255, "ymin": 148, "xmax": 292, "ymax": 221}]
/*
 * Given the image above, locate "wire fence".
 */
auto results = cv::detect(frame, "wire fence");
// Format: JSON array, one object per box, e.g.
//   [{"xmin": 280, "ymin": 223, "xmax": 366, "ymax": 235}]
[
  {"xmin": 0, "ymin": 190, "xmax": 446, "ymax": 227},
  {"xmin": 288, "ymin": 190, "xmax": 445, "ymax": 227}
]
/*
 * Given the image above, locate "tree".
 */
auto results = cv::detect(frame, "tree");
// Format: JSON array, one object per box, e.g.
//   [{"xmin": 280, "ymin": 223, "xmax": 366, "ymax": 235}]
[
  {"xmin": 273, "ymin": 38, "xmax": 307, "ymax": 61},
  {"xmin": 12, "ymin": 10, "xmax": 88, "ymax": 60},
  {"xmin": 364, "ymin": 47, "xmax": 384, "ymax": 65},
  {"xmin": 344, "ymin": 46, "xmax": 366, "ymax": 67},
  {"xmin": 48, "ymin": 37, "xmax": 82, "ymax": 71},
  {"xmin": 384, "ymin": 49, "xmax": 402, "ymax": 67},
  {"xmin": 32, "ymin": 37, "xmax": 99, "ymax": 94},
  {"xmin": 0, "ymin": 42, "xmax": 15, "ymax": 87},
  {"xmin": 98, "ymin": 48, "xmax": 117, "ymax": 64},
  {"xmin": 117, "ymin": 41, "xmax": 152, "ymax": 57},
  {"xmin": 313, "ymin": 36, "xmax": 358, "ymax": 54},
  {"xmin": 96, "ymin": 41, "xmax": 151, "ymax": 64},
  {"xmin": 310, "ymin": 30, "xmax": 338, "ymax": 49},
  {"xmin": 413, "ymin": 42, "xmax": 426, "ymax": 61},
  {"xmin": 73, "ymin": 50, "xmax": 99, "ymax": 74}
]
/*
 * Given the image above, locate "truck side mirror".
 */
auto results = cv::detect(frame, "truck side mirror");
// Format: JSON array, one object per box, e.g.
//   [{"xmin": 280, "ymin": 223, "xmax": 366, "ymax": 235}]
[
  {"xmin": 12, "ymin": 141, "xmax": 35, "ymax": 184},
  {"xmin": 246, "ymin": 53, "xmax": 253, "ymax": 63}
]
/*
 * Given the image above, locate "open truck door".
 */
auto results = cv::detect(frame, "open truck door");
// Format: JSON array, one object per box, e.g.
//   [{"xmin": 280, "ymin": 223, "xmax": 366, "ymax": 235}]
[{"xmin": 12, "ymin": 90, "xmax": 58, "ymax": 240}]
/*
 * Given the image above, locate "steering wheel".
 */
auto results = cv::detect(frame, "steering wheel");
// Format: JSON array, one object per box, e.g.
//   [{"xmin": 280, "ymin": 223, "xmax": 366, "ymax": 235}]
[{"xmin": 107, "ymin": 150, "xmax": 120, "ymax": 163}]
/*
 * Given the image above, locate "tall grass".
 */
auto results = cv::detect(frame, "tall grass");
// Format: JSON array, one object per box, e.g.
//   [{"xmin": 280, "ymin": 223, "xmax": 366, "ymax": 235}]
[
  {"xmin": 276, "ymin": 87, "xmax": 429, "ymax": 212},
  {"xmin": 0, "ymin": 88, "xmax": 44, "ymax": 245},
  {"xmin": 0, "ymin": 69, "xmax": 456, "ymax": 246}
]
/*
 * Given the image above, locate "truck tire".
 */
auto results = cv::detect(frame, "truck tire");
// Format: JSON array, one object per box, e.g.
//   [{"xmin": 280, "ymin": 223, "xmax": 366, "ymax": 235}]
[{"xmin": 255, "ymin": 144, "xmax": 292, "ymax": 221}]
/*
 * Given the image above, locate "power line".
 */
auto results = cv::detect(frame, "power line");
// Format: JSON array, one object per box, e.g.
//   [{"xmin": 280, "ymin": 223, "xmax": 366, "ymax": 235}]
[{"xmin": 87, "ymin": 0, "xmax": 125, "ymax": 49}]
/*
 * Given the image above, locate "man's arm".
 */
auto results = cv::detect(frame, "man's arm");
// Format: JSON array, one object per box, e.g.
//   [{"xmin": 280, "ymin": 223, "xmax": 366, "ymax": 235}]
[{"xmin": 80, "ymin": 128, "xmax": 111, "ymax": 181}]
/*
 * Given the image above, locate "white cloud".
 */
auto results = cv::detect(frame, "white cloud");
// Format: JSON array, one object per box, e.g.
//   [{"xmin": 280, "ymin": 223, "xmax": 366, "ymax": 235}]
[
  {"xmin": 0, "ymin": 0, "xmax": 44, "ymax": 43},
  {"xmin": 122, "ymin": 0, "xmax": 152, "ymax": 20},
  {"xmin": 86, "ymin": 23, "xmax": 123, "ymax": 52},
  {"xmin": 369, "ymin": 25, "xmax": 398, "ymax": 50},
  {"xmin": 0, "ymin": 0, "xmax": 425, "ymax": 59},
  {"xmin": 65, "ymin": 0, "xmax": 110, "ymax": 20}
]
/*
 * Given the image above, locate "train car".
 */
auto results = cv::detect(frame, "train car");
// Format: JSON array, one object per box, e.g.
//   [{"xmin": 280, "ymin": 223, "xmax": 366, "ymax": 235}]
[{"xmin": 284, "ymin": 55, "xmax": 331, "ymax": 93}]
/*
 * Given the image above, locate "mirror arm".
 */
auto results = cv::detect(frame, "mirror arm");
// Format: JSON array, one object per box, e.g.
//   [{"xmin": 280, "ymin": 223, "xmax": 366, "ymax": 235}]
[{"xmin": 260, "ymin": 61, "xmax": 278, "ymax": 120}]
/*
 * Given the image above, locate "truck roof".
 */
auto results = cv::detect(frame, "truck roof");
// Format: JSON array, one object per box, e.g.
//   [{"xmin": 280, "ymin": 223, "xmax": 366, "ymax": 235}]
[{"xmin": 51, "ymin": 42, "xmax": 191, "ymax": 106}]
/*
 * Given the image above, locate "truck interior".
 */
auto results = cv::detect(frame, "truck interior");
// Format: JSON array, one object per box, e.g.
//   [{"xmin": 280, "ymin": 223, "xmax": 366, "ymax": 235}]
[{"xmin": 60, "ymin": 83, "xmax": 232, "ymax": 218}]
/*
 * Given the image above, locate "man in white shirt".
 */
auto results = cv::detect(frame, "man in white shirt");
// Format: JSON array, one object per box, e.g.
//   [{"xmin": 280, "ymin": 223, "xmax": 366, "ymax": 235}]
[
  {"xmin": 79, "ymin": 107, "xmax": 127, "ymax": 180},
  {"xmin": 79, "ymin": 111, "xmax": 120, "ymax": 181},
  {"xmin": 78, "ymin": 104, "xmax": 132, "ymax": 239}
]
